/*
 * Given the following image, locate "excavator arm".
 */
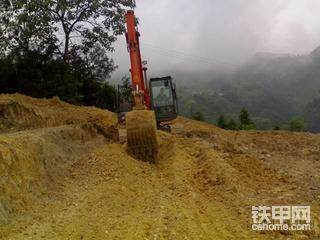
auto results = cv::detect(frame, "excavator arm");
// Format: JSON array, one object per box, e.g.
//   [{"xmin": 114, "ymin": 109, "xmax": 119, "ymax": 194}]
[
  {"xmin": 125, "ymin": 10, "xmax": 150, "ymax": 109},
  {"xmin": 125, "ymin": 10, "xmax": 159, "ymax": 161}
]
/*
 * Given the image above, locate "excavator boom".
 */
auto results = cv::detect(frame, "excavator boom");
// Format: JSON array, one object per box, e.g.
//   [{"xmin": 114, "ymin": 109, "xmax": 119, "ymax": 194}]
[
  {"xmin": 125, "ymin": 10, "xmax": 159, "ymax": 161},
  {"xmin": 125, "ymin": 11, "xmax": 145, "ymax": 94},
  {"xmin": 125, "ymin": 10, "xmax": 150, "ymax": 109}
]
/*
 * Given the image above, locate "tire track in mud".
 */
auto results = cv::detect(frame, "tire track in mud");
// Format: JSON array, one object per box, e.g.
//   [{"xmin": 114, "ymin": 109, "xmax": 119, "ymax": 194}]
[
  {"xmin": 168, "ymin": 135, "xmax": 271, "ymax": 240},
  {"xmin": 151, "ymin": 135, "xmax": 214, "ymax": 239}
]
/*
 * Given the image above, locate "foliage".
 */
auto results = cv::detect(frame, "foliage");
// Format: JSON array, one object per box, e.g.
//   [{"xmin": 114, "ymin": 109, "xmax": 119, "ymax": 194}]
[
  {"xmin": 92, "ymin": 83, "xmax": 117, "ymax": 110},
  {"xmin": 192, "ymin": 112, "xmax": 204, "ymax": 121},
  {"xmin": 239, "ymin": 108, "xmax": 255, "ymax": 130},
  {"xmin": 227, "ymin": 119, "xmax": 238, "ymax": 130},
  {"xmin": 177, "ymin": 46, "xmax": 320, "ymax": 132},
  {"xmin": 273, "ymin": 125, "xmax": 281, "ymax": 131},
  {"xmin": 216, "ymin": 115, "xmax": 227, "ymax": 129},
  {"xmin": 216, "ymin": 114, "xmax": 238, "ymax": 130},
  {"xmin": 119, "ymin": 76, "xmax": 132, "ymax": 102},
  {"xmin": 0, "ymin": 0, "xmax": 135, "ymax": 110},
  {"xmin": 1, "ymin": 0, "xmax": 134, "ymax": 59},
  {"xmin": 289, "ymin": 119, "xmax": 304, "ymax": 132}
]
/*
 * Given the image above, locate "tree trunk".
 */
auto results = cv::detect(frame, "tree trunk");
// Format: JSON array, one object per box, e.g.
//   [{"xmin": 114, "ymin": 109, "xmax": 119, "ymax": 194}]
[{"xmin": 63, "ymin": 33, "xmax": 69, "ymax": 62}]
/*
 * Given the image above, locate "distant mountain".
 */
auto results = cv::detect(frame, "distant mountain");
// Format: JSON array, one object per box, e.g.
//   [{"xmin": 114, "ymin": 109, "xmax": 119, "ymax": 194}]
[
  {"xmin": 253, "ymin": 52, "xmax": 293, "ymax": 60},
  {"xmin": 311, "ymin": 46, "xmax": 320, "ymax": 64},
  {"xmin": 177, "ymin": 45, "xmax": 320, "ymax": 132}
]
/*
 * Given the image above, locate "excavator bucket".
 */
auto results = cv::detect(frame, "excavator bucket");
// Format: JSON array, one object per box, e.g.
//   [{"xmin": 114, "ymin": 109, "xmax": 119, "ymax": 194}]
[{"xmin": 126, "ymin": 110, "xmax": 159, "ymax": 162}]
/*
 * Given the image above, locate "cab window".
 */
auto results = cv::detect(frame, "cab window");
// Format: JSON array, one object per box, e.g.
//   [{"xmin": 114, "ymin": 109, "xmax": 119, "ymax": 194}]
[{"xmin": 151, "ymin": 81, "xmax": 173, "ymax": 107}]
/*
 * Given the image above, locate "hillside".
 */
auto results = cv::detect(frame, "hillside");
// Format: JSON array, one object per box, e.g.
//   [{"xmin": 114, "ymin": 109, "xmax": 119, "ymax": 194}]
[
  {"xmin": 177, "ymin": 46, "xmax": 320, "ymax": 132},
  {"xmin": 0, "ymin": 94, "xmax": 319, "ymax": 239}
]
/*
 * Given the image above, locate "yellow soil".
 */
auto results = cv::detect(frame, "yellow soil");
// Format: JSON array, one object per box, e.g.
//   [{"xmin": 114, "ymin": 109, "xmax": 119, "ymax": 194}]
[
  {"xmin": 0, "ymin": 93, "xmax": 117, "ymax": 133},
  {"xmin": 0, "ymin": 94, "xmax": 319, "ymax": 239}
]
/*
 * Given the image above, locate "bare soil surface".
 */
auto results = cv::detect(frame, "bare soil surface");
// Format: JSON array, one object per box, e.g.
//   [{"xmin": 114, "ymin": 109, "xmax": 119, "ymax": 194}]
[{"xmin": 0, "ymin": 94, "xmax": 319, "ymax": 239}]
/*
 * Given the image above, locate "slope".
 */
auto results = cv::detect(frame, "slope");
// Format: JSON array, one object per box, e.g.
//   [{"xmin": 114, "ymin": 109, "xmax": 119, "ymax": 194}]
[{"xmin": 0, "ymin": 94, "xmax": 319, "ymax": 240}]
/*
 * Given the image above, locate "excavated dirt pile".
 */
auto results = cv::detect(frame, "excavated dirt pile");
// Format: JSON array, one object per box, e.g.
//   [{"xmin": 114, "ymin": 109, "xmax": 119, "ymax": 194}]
[
  {"xmin": 0, "ymin": 94, "xmax": 319, "ymax": 240},
  {"xmin": 0, "ymin": 94, "xmax": 118, "ymax": 225},
  {"xmin": 0, "ymin": 93, "xmax": 117, "ymax": 135}
]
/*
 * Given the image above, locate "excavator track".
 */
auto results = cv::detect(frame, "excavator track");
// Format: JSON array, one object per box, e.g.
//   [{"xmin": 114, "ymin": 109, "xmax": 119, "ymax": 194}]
[{"xmin": 126, "ymin": 110, "xmax": 159, "ymax": 162}]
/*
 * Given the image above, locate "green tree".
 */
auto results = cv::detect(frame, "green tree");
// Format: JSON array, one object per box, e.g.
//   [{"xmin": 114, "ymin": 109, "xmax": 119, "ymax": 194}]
[
  {"xmin": 119, "ymin": 76, "xmax": 132, "ymax": 102},
  {"xmin": 289, "ymin": 119, "xmax": 304, "ymax": 132},
  {"xmin": 227, "ymin": 119, "xmax": 238, "ymax": 130},
  {"xmin": 239, "ymin": 108, "xmax": 255, "ymax": 130},
  {"xmin": 0, "ymin": 0, "xmax": 135, "ymax": 110},
  {"xmin": 273, "ymin": 125, "xmax": 281, "ymax": 130},
  {"xmin": 216, "ymin": 115, "xmax": 227, "ymax": 129},
  {"xmin": 192, "ymin": 112, "xmax": 204, "ymax": 121},
  {"xmin": 93, "ymin": 83, "xmax": 116, "ymax": 111},
  {"xmin": 2, "ymin": 0, "xmax": 134, "ymax": 62}
]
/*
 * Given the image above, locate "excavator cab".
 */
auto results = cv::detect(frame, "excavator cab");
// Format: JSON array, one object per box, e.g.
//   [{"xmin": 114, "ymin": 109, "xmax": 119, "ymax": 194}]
[{"xmin": 150, "ymin": 76, "xmax": 178, "ymax": 124}]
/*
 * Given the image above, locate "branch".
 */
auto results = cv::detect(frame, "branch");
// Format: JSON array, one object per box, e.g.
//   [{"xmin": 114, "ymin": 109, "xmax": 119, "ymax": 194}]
[
  {"xmin": 83, "ymin": 20, "xmax": 99, "ymax": 28},
  {"xmin": 45, "ymin": 6, "xmax": 68, "ymax": 34},
  {"xmin": 56, "ymin": 44, "xmax": 63, "ymax": 57},
  {"xmin": 68, "ymin": 4, "xmax": 91, "ymax": 34}
]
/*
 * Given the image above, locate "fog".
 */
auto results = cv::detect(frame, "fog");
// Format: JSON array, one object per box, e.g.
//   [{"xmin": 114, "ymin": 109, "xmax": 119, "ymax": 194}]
[{"xmin": 111, "ymin": 0, "xmax": 320, "ymax": 80}]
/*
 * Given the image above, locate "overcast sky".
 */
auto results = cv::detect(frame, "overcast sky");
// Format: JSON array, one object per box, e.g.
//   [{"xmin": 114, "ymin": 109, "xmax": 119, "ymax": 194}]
[{"xmin": 111, "ymin": 0, "xmax": 320, "ymax": 80}]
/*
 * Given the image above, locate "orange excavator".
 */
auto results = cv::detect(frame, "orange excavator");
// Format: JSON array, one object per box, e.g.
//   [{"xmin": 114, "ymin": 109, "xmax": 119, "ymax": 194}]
[{"xmin": 123, "ymin": 10, "xmax": 178, "ymax": 161}]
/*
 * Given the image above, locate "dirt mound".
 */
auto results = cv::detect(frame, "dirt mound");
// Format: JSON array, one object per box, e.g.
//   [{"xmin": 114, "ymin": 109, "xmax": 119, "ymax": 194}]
[
  {"xmin": 0, "ymin": 93, "xmax": 117, "ymax": 133},
  {"xmin": 0, "ymin": 124, "xmax": 117, "ymax": 225},
  {"xmin": 0, "ymin": 95, "xmax": 319, "ymax": 239},
  {"xmin": 0, "ymin": 94, "xmax": 119, "ymax": 224}
]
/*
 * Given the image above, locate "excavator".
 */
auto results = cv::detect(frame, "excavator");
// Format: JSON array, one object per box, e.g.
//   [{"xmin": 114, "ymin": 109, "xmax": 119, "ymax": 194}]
[{"xmin": 122, "ymin": 10, "xmax": 178, "ymax": 161}]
